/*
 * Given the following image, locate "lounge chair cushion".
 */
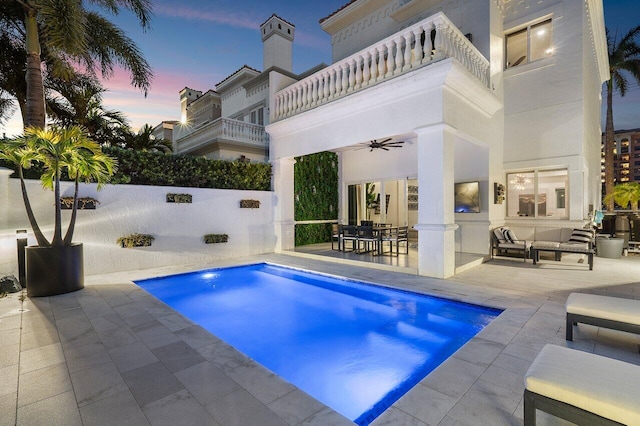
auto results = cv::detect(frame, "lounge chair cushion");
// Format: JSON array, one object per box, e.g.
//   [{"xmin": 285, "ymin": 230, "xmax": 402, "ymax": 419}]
[
  {"xmin": 493, "ymin": 227, "xmax": 509, "ymax": 243},
  {"xmin": 566, "ymin": 293, "xmax": 640, "ymax": 326},
  {"xmin": 525, "ymin": 344, "xmax": 640, "ymax": 425},
  {"xmin": 497, "ymin": 242, "xmax": 531, "ymax": 250}
]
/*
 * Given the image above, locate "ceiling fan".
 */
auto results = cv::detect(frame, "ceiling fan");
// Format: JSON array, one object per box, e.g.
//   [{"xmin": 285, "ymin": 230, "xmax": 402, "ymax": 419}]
[{"xmin": 356, "ymin": 138, "xmax": 405, "ymax": 151}]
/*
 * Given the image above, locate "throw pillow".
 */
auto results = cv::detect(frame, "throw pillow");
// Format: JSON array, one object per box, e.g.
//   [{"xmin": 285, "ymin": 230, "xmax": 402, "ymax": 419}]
[
  {"xmin": 505, "ymin": 228, "xmax": 519, "ymax": 243},
  {"xmin": 493, "ymin": 227, "xmax": 507, "ymax": 243},
  {"xmin": 569, "ymin": 228, "xmax": 594, "ymax": 243}
]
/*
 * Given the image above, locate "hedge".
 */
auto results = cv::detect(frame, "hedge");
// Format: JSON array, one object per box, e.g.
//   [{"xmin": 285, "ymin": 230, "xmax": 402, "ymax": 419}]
[{"xmin": 0, "ymin": 146, "xmax": 271, "ymax": 191}]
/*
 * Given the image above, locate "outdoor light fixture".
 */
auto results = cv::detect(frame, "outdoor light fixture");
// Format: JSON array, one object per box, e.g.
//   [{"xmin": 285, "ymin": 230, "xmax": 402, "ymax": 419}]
[{"xmin": 16, "ymin": 229, "xmax": 27, "ymax": 288}]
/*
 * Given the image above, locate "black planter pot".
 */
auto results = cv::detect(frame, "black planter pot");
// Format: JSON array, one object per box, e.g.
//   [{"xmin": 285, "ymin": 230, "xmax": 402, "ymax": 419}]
[{"xmin": 26, "ymin": 243, "xmax": 84, "ymax": 297}]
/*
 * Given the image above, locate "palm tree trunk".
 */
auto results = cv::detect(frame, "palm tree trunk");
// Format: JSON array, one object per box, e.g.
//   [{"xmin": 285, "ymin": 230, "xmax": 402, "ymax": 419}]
[
  {"xmin": 17, "ymin": 167, "xmax": 50, "ymax": 247},
  {"xmin": 604, "ymin": 81, "xmax": 616, "ymax": 212},
  {"xmin": 24, "ymin": 8, "xmax": 45, "ymax": 129},
  {"xmin": 63, "ymin": 178, "xmax": 79, "ymax": 245},
  {"xmin": 52, "ymin": 163, "xmax": 63, "ymax": 245}
]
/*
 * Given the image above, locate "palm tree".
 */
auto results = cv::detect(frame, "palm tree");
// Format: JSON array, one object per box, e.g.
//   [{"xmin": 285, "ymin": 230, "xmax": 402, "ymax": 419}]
[
  {"xmin": 604, "ymin": 182, "xmax": 640, "ymax": 211},
  {"xmin": 1, "ymin": 0, "xmax": 152, "ymax": 129},
  {"xmin": 604, "ymin": 26, "xmax": 640, "ymax": 211},
  {"xmin": 47, "ymin": 74, "xmax": 131, "ymax": 146},
  {"xmin": 123, "ymin": 124, "xmax": 173, "ymax": 153},
  {"xmin": 0, "ymin": 126, "xmax": 116, "ymax": 247}
]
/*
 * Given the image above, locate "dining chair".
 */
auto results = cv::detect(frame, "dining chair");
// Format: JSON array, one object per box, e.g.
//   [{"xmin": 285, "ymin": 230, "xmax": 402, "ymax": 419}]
[{"xmin": 341, "ymin": 225, "xmax": 358, "ymax": 252}]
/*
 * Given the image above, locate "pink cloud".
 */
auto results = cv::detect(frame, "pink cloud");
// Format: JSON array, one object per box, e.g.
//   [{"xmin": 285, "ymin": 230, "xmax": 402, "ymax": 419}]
[{"xmin": 154, "ymin": 3, "xmax": 261, "ymax": 30}]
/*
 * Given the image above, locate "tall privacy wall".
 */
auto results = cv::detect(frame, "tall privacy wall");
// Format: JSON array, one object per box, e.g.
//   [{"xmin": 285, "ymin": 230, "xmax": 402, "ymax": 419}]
[{"xmin": 0, "ymin": 172, "xmax": 275, "ymax": 277}]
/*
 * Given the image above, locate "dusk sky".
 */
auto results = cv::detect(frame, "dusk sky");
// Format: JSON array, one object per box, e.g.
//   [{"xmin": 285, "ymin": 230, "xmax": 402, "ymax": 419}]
[{"xmin": 1, "ymin": 0, "xmax": 638, "ymax": 136}]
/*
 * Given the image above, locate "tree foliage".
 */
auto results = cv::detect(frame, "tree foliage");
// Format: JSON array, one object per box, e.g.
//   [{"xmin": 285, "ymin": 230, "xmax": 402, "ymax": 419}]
[{"xmin": 604, "ymin": 25, "xmax": 640, "ymax": 211}]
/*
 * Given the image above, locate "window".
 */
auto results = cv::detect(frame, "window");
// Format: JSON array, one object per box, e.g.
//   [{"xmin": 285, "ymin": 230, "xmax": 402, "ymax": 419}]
[
  {"xmin": 250, "ymin": 107, "xmax": 264, "ymax": 125},
  {"xmin": 505, "ymin": 19, "xmax": 553, "ymax": 69},
  {"xmin": 506, "ymin": 169, "xmax": 568, "ymax": 218}
]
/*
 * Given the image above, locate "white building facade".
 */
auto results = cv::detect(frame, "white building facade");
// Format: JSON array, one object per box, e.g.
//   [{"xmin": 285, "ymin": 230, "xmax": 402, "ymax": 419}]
[
  {"xmin": 266, "ymin": 0, "xmax": 608, "ymax": 278},
  {"xmin": 171, "ymin": 15, "xmax": 304, "ymax": 163}
]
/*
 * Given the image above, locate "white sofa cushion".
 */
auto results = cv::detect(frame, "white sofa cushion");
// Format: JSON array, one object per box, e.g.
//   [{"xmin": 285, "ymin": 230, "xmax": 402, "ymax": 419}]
[
  {"xmin": 566, "ymin": 293, "xmax": 640, "ymax": 325},
  {"xmin": 531, "ymin": 241, "xmax": 560, "ymax": 249},
  {"xmin": 525, "ymin": 344, "xmax": 640, "ymax": 425}
]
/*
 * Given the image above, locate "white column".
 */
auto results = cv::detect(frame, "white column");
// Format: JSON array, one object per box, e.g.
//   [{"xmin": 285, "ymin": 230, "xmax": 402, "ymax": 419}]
[
  {"xmin": 272, "ymin": 157, "xmax": 296, "ymax": 252},
  {"xmin": 414, "ymin": 125, "xmax": 457, "ymax": 278},
  {"xmin": 0, "ymin": 168, "xmax": 14, "ymax": 232}
]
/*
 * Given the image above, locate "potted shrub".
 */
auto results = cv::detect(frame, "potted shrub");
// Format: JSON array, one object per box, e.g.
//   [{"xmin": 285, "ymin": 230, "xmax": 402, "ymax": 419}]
[{"xmin": 0, "ymin": 126, "xmax": 115, "ymax": 297}]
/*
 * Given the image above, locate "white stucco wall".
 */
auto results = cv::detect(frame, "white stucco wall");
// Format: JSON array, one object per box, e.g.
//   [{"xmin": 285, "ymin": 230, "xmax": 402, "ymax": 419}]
[{"xmin": 0, "ymin": 179, "xmax": 275, "ymax": 277}]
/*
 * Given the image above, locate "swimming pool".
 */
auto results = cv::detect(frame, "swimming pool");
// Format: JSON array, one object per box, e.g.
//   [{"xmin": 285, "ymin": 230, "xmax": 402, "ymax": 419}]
[{"xmin": 135, "ymin": 263, "xmax": 501, "ymax": 425}]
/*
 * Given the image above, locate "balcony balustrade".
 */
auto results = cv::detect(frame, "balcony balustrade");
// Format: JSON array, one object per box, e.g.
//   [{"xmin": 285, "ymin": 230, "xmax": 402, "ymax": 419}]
[
  {"xmin": 272, "ymin": 12, "xmax": 490, "ymax": 122},
  {"xmin": 175, "ymin": 118, "xmax": 267, "ymax": 155}
]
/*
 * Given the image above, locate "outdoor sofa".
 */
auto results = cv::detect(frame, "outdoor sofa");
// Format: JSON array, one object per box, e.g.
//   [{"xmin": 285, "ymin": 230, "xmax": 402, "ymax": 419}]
[{"xmin": 491, "ymin": 226, "xmax": 595, "ymax": 269}]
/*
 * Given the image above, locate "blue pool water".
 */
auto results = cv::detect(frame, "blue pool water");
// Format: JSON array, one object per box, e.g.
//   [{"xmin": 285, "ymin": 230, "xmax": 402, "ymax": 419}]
[{"xmin": 135, "ymin": 263, "xmax": 501, "ymax": 425}]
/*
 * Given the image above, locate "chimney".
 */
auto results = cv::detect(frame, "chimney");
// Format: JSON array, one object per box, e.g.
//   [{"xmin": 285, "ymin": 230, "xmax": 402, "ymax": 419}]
[
  {"xmin": 260, "ymin": 15, "xmax": 295, "ymax": 72},
  {"xmin": 179, "ymin": 87, "xmax": 202, "ymax": 124}
]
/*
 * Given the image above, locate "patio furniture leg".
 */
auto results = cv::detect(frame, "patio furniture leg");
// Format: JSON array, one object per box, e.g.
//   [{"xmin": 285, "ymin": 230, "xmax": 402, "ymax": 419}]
[{"xmin": 524, "ymin": 389, "xmax": 536, "ymax": 426}]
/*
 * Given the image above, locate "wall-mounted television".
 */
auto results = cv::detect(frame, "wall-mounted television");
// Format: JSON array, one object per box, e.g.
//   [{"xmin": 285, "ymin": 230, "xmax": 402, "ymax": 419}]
[{"xmin": 454, "ymin": 181, "xmax": 480, "ymax": 213}]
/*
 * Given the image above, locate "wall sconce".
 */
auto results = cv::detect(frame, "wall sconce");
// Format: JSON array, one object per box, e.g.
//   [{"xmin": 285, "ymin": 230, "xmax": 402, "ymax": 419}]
[
  {"xmin": 494, "ymin": 183, "xmax": 505, "ymax": 204},
  {"xmin": 16, "ymin": 229, "xmax": 27, "ymax": 288}
]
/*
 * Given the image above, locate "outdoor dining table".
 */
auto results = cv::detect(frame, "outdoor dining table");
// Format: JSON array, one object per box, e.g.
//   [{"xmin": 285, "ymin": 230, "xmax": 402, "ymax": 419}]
[{"xmin": 338, "ymin": 225, "xmax": 396, "ymax": 255}]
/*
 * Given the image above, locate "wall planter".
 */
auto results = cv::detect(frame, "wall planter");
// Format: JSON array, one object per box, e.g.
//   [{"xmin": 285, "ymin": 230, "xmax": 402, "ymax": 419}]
[
  {"xmin": 166, "ymin": 193, "xmax": 192, "ymax": 203},
  {"xmin": 117, "ymin": 234, "xmax": 154, "ymax": 248},
  {"xmin": 204, "ymin": 234, "xmax": 229, "ymax": 244},
  {"xmin": 240, "ymin": 199, "xmax": 260, "ymax": 209},
  {"xmin": 60, "ymin": 197, "xmax": 99, "ymax": 210},
  {"xmin": 26, "ymin": 243, "xmax": 84, "ymax": 297}
]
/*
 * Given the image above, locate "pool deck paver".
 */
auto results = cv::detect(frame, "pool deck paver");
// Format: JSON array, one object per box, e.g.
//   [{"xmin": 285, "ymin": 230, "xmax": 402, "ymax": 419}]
[{"xmin": 1, "ymin": 252, "xmax": 639, "ymax": 425}]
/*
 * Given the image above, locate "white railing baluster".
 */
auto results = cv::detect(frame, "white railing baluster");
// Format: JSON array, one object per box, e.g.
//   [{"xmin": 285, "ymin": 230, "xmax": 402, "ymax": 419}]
[{"xmin": 270, "ymin": 12, "xmax": 490, "ymax": 121}]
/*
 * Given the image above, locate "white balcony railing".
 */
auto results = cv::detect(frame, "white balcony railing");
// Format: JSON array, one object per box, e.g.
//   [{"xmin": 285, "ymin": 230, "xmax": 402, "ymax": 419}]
[
  {"xmin": 273, "ymin": 12, "xmax": 489, "ymax": 122},
  {"xmin": 176, "ymin": 118, "xmax": 267, "ymax": 154}
]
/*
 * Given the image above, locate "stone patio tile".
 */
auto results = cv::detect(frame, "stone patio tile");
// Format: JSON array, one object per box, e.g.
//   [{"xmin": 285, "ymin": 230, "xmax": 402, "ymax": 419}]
[
  {"xmin": 79, "ymin": 387, "xmax": 150, "ymax": 426},
  {"xmin": 197, "ymin": 341, "xmax": 252, "ymax": 372},
  {"xmin": 51, "ymin": 305, "xmax": 85, "ymax": 321},
  {"xmin": 90, "ymin": 313, "xmax": 127, "ymax": 332},
  {"xmin": 501, "ymin": 342, "xmax": 542, "ymax": 362},
  {"xmin": 393, "ymin": 383, "xmax": 458, "ymax": 425},
  {"xmin": 299, "ymin": 406, "xmax": 353, "ymax": 426},
  {"xmin": 139, "ymin": 330, "xmax": 181, "ymax": 349},
  {"xmin": 0, "ymin": 364, "xmax": 18, "ymax": 398},
  {"xmin": 370, "ymin": 407, "xmax": 427, "ymax": 426},
  {"xmin": 420, "ymin": 356, "xmax": 486, "ymax": 399},
  {"xmin": 103, "ymin": 295, "xmax": 135, "ymax": 309},
  {"xmin": 175, "ymin": 324, "xmax": 218, "ymax": 349},
  {"xmin": 95, "ymin": 324, "xmax": 140, "ymax": 350},
  {"xmin": 225, "ymin": 362, "xmax": 296, "ymax": 405},
  {"xmin": 63, "ymin": 340, "xmax": 112, "ymax": 374},
  {"xmin": 0, "ymin": 392, "xmax": 16, "ymax": 426},
  {"xmin": 16, "ymin": 390, "xmax": 82, "ymax": 426},
  {"xmin": 452, "ymin": 337, "xmax": 504, "ymax": 367},
  {"xmin": 267, "ymin": 389, "xmax": 325, "ymax": 426},
  {"xmin": 18, "ymin": 362, "xmax": 72, "ymax": 407},
  {"xmin": 122, "ymin": 312, "xmax": 160, "ymax": 330},
  {"xmin": 20, "ymin": 326, "xmax": 60, "ymax": 351},
  {"xmin": 446, "ymin": 394, "xmax": 520, "ymax": 426},
  {"xmin": 0, "ymin": 312, "xmax": 22, "ymax": 331},
  {"xmin": 205, "ymin": 388, "xmax": 287, "ymax": 426},
  {"xmin": 55, "ymin": 315, "xmax": 94, "ymax": 343},
  {"xmin": 465, "ymin": 378, "xmax": 521, "ymax": 414},
  {"xmin": 122, "ymin": 361, "xmax": 185, "ymax": 408},
  {"xmin": 490, "ymin": 353, "xmax": 533, "ymax": 376},
  {"xmin": 437, "ymin": 414, "xmax": 471, "ymax": 425},
  {"xmin": 479, "ymin": 365, "xmax": 526, "ymax": 395},
  {"xmin": 151, "ymin": 341, "xmax": 206, "ymax": 373},
  {"xmin": 0, "ymin": 343, "xmax": 19, "ymax": 368},
  {"xmin": 70, "ymin": 360, "xmax": 128, "ymax": 407},
  {"xmin": 109, "ymin": 341, "xmax": 159, "ymax": 373},
  {"xmin": 19, "ymin": 342, "xmax": 65, "ymax": 374},
  {"xmin": 174, "ymin": 361, "xmax": 240, "ymax": 406},
  {"xmin": 0, "ymin": 328, "xmax": 20, "ymax": 347},
  {"xmin": 156, "ymin": 313, "xmax": 194, "ymax": 332},
  {"xmin": 143, "ymin": 389, "xmax": 219, "ymax": 426},
  {"xmin": 475, "ymin": 322, "xmax": 521, "ymax": 345}
]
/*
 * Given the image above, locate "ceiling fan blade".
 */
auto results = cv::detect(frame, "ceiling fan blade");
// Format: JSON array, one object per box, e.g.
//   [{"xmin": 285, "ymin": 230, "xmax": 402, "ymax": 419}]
[
  {"xmin": 382, "ymin": 147, "xmax": 389, "ymax": 151},
  {"xmin": 378, "ymin": 138, "xmax": 392, "ymax": 144}
]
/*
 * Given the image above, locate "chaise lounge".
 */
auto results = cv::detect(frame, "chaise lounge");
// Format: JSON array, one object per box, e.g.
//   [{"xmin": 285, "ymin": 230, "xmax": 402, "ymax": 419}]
[
  {"xmin": 565, "ymin": 293, "xmax": 640, "ymax": 341},
  {"xmin": 524, "ymin": 344, "xmax": 640, "ymax": 425}
]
